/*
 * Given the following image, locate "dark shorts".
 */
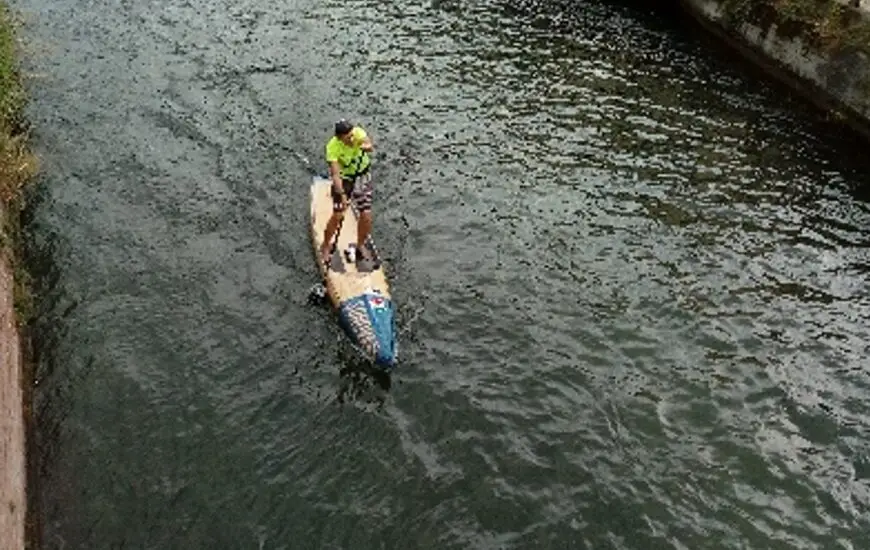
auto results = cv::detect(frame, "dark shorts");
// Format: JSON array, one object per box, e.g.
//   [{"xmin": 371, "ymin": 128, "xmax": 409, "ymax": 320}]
[{"xmin": 332, "ymin": 173, "xmax": 373, "ymax": 213}]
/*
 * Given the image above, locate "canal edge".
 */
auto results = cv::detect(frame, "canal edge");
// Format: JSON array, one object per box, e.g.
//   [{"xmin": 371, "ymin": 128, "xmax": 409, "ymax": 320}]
[
  {"xmin": 0, "ymin": 2, "xmax": 38, "ymax": 549},
  {"xmin": 677, "ymin": 0, "xmax": 870, "ymax": 143}
]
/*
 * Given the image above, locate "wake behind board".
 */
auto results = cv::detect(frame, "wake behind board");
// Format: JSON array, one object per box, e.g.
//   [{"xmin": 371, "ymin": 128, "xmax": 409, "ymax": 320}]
[{"xmin": 310, "ymin": 176, "xmax": 397, "ymax": 369}]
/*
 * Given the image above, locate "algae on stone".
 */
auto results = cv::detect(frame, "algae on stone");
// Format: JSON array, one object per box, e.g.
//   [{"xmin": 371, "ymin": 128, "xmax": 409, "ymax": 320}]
[
  {"xmin": 0, "ymin": 3, "xmax": 37, "ymax": 322},
  {"xmin": 720, "ymin": 0, "xmax": 870, "ymax": 55}
]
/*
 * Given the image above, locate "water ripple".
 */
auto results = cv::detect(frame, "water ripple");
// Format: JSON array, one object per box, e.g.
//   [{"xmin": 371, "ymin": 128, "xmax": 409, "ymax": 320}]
[{"xmin": 16, "ymin": 0, "xmax": 870, "ymax": 547}]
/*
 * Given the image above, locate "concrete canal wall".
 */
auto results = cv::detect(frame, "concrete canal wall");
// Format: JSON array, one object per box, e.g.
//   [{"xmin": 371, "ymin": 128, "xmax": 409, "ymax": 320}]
[{"xmin": 677, "ymin": 0, "xmax": 870, "ymax": 136}]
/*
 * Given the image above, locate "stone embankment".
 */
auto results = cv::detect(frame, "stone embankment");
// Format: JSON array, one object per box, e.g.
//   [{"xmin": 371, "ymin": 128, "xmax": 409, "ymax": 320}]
[
  {"xmin": 678, "ymin": 0, "xmax": 870, "ymax": 136},
  {"xmin": 0, "ymin": 3, "xmax": 36, "ymax": 549},
  {"xmin": 0, "ymin": 245, "xmax": 25, "ymax": 550}
]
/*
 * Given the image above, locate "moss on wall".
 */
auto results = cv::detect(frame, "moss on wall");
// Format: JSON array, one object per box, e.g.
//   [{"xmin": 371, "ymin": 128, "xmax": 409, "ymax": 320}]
[
  {"xmin": 0, "ymin": 3, "xmax": 37, "ymax": 323},
  {"xmin": 719, "ymin": 0, "xmax": 870, "ymax": 55}
]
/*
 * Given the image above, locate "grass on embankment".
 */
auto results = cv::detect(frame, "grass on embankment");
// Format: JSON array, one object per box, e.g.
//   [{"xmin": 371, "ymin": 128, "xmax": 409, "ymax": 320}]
[
  {"xmin": 0, "ymin": 1, "xmax": 37, "ymax": 323},
  {"xmin": 721, "ymin": 0, "xmax": 870, "ymax": 54}
]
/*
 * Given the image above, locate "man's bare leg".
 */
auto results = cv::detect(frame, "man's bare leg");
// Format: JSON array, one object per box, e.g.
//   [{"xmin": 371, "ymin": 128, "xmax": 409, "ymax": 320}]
[{"xmin": 321, "ymin": 211, "xmax": 344, "ymax": 263}]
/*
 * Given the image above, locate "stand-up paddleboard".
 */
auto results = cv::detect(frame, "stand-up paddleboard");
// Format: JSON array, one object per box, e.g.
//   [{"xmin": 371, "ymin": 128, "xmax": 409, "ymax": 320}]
[{"xmin": 310, "ymin": 176, "xmax": 397, "ymax": 369}]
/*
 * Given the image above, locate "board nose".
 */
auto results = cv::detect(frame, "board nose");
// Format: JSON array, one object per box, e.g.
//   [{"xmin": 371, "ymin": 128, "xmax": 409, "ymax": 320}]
[
  {"xmin": 374, "ymin": 331, "xmax": 397, "ymax": 369},
  {"xmin": 337, "ymin": 292, "xmax": 397, "ymax": 370},
  {"xmin": 368, "ymin": 295, "xmax": 397, "ymax": 369}
]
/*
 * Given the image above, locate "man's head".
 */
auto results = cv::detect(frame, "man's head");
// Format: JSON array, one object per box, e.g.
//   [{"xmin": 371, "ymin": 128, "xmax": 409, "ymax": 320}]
[{"xmin": 334, "ymin": 119, "xmax": 354, "ymax": 144}]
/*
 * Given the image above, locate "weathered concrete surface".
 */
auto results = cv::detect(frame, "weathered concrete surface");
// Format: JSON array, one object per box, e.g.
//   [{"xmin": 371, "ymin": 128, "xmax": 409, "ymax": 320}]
[
  {"xmin": 0, "ymin": 210, "xmax": 25, "ymax": 550},
  {"xmin": 679, "ymin": 0, "xmax": 870, "ymax": 136}
]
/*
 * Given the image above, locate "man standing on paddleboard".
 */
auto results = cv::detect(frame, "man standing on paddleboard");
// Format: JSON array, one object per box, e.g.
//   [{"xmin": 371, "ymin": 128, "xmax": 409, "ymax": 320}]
[{"xmin": 320, "ymin": 119, "xmax": 375, "ymax": 264}]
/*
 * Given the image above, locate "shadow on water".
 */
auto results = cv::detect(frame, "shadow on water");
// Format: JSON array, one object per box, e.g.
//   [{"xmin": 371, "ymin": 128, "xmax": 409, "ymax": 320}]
[{"xmin": 19, "ymin": 181, "xmax": 78, "ymax": 550}]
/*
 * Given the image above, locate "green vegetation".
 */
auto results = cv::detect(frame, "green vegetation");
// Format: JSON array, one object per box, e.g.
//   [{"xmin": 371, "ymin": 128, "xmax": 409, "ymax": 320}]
[
  {"xmin": 0, "ymin": 2, "xmax": 37, "ymax": 323},
  {"xmin": 721, "ymin": 0, "xmax": 870, "ymax": 54}
]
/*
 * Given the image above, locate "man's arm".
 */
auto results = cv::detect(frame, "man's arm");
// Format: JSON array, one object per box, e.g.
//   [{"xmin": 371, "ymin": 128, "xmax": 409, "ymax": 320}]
[
  {"xmin": 353, "ymin": 127, "xmax": 373, "ymax": 152},
  {"xmin": 325, "ymin": 139, "xmax": 344, "ymax": 194},
  {"xmin": 329, "ymin": 160, "xmax": 343, "ymax": 192}
]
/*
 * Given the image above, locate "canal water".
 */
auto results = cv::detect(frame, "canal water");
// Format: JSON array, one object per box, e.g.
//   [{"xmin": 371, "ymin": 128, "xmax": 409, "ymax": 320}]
[{"xmin": 13, "ymin": 0, "xmax": 870, "ymax": 548}]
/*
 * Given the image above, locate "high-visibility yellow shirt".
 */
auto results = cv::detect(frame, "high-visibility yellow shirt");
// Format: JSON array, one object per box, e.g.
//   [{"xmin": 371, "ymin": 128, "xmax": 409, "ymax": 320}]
[{"xmin": 325, "ymin": 127, "xmax": 370, "ymax": 178}]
